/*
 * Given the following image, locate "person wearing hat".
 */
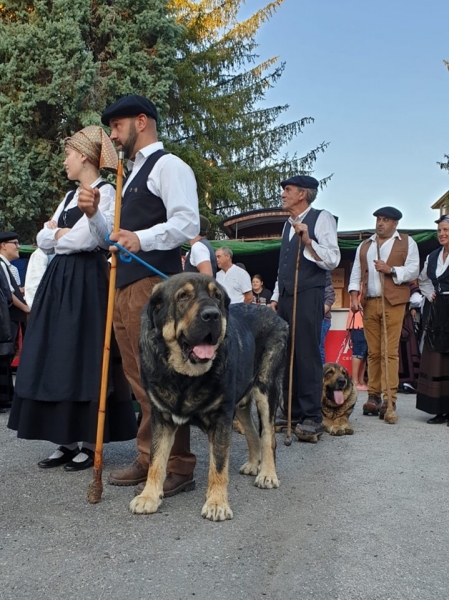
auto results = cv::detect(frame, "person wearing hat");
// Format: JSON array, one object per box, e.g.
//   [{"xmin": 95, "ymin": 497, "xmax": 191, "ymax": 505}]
[
  {"xmin": 78, "ymin": 95, "xmax": 199, "ymax": 495},
  {"xmin": 184, "ymin": 215, "xmax": 217, "ymax": 276},
  {"xmin": 270, "ymin": 175, "xmax": 340, "ymax": 442},
  {"xmin": 8, "ymin": 126, "xmax": 137, "ymax": 470},
  {"xmin": 348, "ymin": 206, "xmax": 419, "ymax": 421},
  {"xmin": 0, "ymin": 232, "xmax": 29, "ymax": 411},
  {"xmin": 416, "ymin": 215, "xmax": 449, "ymax": 424}
]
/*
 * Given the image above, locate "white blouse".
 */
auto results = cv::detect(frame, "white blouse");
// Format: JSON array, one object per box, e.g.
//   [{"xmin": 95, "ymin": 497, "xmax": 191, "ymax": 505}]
[
  {"xmin": 37, "ymin": 178, "xmax": 115, "ymax": 255},
  {"xmin": 418, "ymin": 248, "xmax": 449, "ymax": 300}
]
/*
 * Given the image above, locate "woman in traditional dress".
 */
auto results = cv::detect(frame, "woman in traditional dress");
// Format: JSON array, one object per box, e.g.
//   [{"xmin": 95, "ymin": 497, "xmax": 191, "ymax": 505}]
[
  {"xmin": 8, "ymin": 126, "xmax": 137, "ymax": 469},
  {"xmin": 416, "ymin": 215, "xmax": 449, "ymax": 425}
]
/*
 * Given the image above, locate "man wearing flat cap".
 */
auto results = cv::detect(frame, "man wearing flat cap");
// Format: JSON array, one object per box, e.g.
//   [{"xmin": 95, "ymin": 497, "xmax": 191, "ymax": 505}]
[
  {"xmin": 0, "ymin": 232, "xmax": 29, "ymax": 410},
  {"xmin": 78, "ymin": 94, "xmax": 199, "ymax": 495},
  {"xmin": 271, "ymin": 175, "xmax": 340, "ymax": 442},
  {"xmin": 348, "ymin": 206, "xmax": 419, "ymax": 421},
  {"xmin": 184, "ymin": 215, "xmax": 217, "ymax": 276}
]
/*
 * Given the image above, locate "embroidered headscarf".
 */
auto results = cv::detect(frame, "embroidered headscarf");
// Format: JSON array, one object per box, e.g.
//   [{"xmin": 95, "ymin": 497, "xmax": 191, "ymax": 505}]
[
  {"xmin": 435, "ymin": 215, "xmax": 449, "ymax": 225},
  {"xmin": 64, "ymin": 126, "xmax": 118, "ymax": 172}
]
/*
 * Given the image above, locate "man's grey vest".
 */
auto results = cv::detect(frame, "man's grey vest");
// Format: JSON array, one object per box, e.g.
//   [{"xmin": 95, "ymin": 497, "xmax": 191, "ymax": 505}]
[{"xmin": 277, "ymin": 208, "xmax": 326, "ymax": 295}]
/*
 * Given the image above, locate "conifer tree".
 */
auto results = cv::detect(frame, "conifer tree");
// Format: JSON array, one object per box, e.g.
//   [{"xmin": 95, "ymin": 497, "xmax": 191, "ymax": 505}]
[
  {"xmin": 0, "ymin": 0, "xmax": 180, "ymax": 241},
  {"xmin": 166, "ymin": 0, "xmax": 329, "ymax": 224}
]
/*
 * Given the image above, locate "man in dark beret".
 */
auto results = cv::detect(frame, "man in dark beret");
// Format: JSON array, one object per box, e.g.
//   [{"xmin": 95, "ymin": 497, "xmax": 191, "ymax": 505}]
[
  {"xmin": 348, "ymin": 207, "xmax": 419, "ymax": 422},
  {"xmin": 270, "ymin": 175, "xmax": 340, "ymax": 442},
  {"xmin": 0, "ymin": 232, "xmax": 29, "ymax": 411},
  {"xmin": 78, "ymin": 95, "xmax": 199, "ymax": 495}
]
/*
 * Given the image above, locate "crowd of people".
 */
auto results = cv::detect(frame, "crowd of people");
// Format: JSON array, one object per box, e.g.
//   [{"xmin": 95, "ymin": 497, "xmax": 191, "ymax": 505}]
[{"xmin": 1, "ymin": 95, "xmax": 449, "ymax": 499}]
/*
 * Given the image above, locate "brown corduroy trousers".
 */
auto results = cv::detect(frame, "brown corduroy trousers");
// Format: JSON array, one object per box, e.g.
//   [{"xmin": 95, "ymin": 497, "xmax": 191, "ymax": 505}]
[{"xmin": 113, "ymin": 276, "xmax": 196, "ymax": 475}]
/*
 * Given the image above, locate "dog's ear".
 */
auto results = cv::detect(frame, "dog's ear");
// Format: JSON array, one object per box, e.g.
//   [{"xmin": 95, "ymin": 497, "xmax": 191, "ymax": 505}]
[
  {"xmin": 145, "ymin": 281, "xmax": 166, "ymax": 330},
  {"xmin": 215, "ymin": 280, "xmax": 230, "ymax": 311}
]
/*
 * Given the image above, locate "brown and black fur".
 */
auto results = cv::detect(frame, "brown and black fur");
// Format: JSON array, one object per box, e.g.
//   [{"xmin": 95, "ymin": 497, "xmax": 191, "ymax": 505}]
[
  {"xmin": 129, "ymin": 273, "xmax": 289, "ymax": 521},
  {"xmin": 321, "ymin": 362, "xmax": 357, "ymax": 436}
]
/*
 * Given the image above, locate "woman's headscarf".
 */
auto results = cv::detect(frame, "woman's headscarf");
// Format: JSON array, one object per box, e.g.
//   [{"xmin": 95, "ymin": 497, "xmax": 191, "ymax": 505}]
[{"xmin": 64, "ymin": 126, "xmax": 118, "ymax": 172}]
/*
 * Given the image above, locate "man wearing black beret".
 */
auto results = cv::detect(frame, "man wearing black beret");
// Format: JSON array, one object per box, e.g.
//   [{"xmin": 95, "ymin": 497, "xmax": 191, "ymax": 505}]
[
  {"xmin": 270, "ymin": 175, "xmax": 340, "ymax": 442},
  {"xmin": 0, "ymin": 232, "xmax": 29, "ymax": 411},
  {"xmin": 348, "ymin": 207, "xmax": 419, "ymax": 421},
  {"xmin": 79, "ymin": 95, "xmax": 199, "ymax": 495}
]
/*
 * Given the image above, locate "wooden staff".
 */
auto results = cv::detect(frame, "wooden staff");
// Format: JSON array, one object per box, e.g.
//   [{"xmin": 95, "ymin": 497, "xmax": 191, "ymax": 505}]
[
  {"xmin": 87, "ymin": 150, "xmax": 125, "ymax": 503},
  {"xmin": 377, "ymin": 240, "xmax": 397, "ymax": 424},
  {"xmin": 284, "ymin": 240, "xmax": 302, "ymax": 446}
]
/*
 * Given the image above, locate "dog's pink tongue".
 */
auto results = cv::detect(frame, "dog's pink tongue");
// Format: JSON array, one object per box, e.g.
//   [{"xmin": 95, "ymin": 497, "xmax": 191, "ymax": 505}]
[
  {"xmin": 334, "ymin": 390, "xmax": 345, "ymax": 405},
  {"xmin": 192, "ymin": 344, "xmax": 215, "ymax": 360}
]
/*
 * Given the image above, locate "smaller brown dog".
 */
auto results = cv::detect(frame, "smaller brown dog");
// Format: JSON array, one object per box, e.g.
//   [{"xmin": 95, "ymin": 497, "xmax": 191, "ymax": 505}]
[{"xmin": 321, "ymin": 362, "xmax": 357, "ymax": 436}]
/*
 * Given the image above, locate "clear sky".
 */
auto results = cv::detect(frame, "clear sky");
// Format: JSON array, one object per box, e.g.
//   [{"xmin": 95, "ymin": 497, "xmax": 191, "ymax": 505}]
[{"xmin": 241, "ymin": 0, "xmax": 449, "ymax": 231}]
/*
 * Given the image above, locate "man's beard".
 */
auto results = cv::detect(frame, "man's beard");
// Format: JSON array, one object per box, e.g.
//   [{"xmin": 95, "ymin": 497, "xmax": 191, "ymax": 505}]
[{"xmin": 122, "ymin": 121, "xmax": 138, "ymax": 159}]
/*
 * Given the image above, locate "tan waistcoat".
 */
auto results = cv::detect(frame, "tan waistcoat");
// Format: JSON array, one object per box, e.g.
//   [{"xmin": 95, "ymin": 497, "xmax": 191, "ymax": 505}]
[{"xmin": 359, "ymin": 234, "xmax": 411, "ymax": 307}]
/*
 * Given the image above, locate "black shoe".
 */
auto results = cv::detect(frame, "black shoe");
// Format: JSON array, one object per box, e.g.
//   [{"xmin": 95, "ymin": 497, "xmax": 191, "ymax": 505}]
[
  {"xmin": 63, "ymin": 449, "xmax": 94, "ymax": 472},
  {"xmin": 38, "ymin": 446, "xmax": 80, "ymax": 469},
  {"xmin": 427, "ymin": 414, "xmax": 448, "ymax": 425}
]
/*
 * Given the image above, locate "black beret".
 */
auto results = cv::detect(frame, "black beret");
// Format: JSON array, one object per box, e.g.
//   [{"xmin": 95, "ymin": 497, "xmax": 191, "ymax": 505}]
[
  {"xmin": 199, "ymin": 216, "xmax": 210, "ymax": 235},
  {"xmin": 0, "ymin": 231, "xmax": 19, "ymax": 244},
  {"xmin": 373, "ymin": 206, "xmax": 402, "ymax": 221},
  {"xmin": 101, "ymin": 95, "xmax": 158, "ymax": 126},
  {"xmin": 280, "ymin": 175, "xmax": 319, "ymax": 190}
]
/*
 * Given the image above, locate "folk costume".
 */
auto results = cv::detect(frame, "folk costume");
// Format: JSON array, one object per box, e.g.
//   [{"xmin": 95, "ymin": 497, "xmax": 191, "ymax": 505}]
[
  {"xmin": 0, "ymin": 231, "xmax": 27, "ymax": 409},
  {"xmin": 8, "ymin": 127, "xmax": 137, "ymax": 467},
  {"xmin": 416, "ymin": 245, "xmax": 449, "ymax": 417},
  {"xmin": 86, "ymin": 95, "xmax": 200, "ymax": 488},
  {"xmin": 348, "ymin": 207, "xmax": 420, "ymax": 414},
  {"xmin": 272, "ymin": 176, "xmax": 340, "ymax": 437}
]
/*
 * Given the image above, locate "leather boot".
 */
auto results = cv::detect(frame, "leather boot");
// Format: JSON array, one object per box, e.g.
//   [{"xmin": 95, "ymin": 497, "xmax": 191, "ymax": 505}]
[
  {"xmin": 379, "ymin": 400, "xmax": 396, "ymax": 420},
  {"xmin": 108, "ymin": 459, "xmax": 148, "ymax": 486},
  {"xmin": 362, "ymin": 394, "xmax": 382, "ymax": 416},
  {"xmin": 134, "ymin": 472, "xmax": 196, "ymax": 497}
]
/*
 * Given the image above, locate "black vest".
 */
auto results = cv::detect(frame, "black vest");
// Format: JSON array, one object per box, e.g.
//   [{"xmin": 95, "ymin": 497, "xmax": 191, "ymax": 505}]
[
  {"xmin": 0, "ymin": 257, "xmax": 27, "ymax": 322},
  {"xmin": 184, "ymin": 238, "xmax": 217, "ymax": 276},
  {"xmin": 58, "ymin": 182, "xmax": 109, "ymax": 229},
  {"xmin": 116, "ymin": 150, "xmax": 182, "ymax": 289},
  {"xmin": 427, "ymin": 247, "xmax": 449, "ymax": 294},
  {"xmin": 277, "ymin": 208, "xmax": 326, "ymax": 295}
]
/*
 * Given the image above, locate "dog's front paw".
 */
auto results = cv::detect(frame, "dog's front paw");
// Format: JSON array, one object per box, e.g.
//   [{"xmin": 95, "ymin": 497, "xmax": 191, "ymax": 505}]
[
  {"xmin": 344, "ymin": 425, "xmax": 354, "ymax": 435},
  {"xmin": 254, "ymin": 472, "xmax": 280, "ymax": 489},
  {"xmin": 201, "ymin": 500, "xmax": 233, "ymax": 521},
  {"xmin": 239, "ymin": 461, "xmax": 259, "ymax": 476},
  {"xmin": 129, "ymin": 494, "xmax": 162, "ymax": 515}
]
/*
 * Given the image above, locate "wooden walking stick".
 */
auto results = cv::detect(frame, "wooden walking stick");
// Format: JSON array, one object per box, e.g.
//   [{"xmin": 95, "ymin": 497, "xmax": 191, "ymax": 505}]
[
  {"xmin": 284, "ymin": 240, "xmax": 302, "ymax": 446},
  {"xmin": 87, "ymin": 150, "xmax": 125, "ymax": 503},
  {"xmin": 377, "ymin": 241, "xmax": 398, "ymax": 425}
]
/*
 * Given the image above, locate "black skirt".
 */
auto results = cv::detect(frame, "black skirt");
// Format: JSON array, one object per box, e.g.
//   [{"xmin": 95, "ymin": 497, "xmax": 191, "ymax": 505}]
[
  {"xmin": 416, "ymin": 345, "xmax": 449, "ymax": 415},
  {"xmin": 8, "ymin": 252, "xmax": 137, "ymax": 444}
]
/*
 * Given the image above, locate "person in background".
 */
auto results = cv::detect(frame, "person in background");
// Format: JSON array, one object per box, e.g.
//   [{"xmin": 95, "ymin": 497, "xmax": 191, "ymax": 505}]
[
  {"xmin": 8, "ymin": 126, "xmax": 137, "ymax": 470},
  {"xmin": 0, "ymin": 253, "xmax": 15, "ymax": 413},
  {"xmin": 348, "ymin": 207, "xmax": 419, "ymax": 420},
  {"xmin": 184, "ymin": 216, "xmax": 217, "ymax": 277},
  {"xmin": 216, "ymin": 246, "xmax": 252, "ymax": 304},
  {"xmin": 0, "ymin": 232, "xmax": 29, "ymax": 412},
  {"xmin": 320, "ymin": 271, "xmax": 335, "ymax": 364},
  {"xmin": 416, "ymin": 215, "xmax": 449, "ymax": 425},
  {"xmin": 24, "ymin": 247, "xmax": 52, "ymax": 309},
  {"xmin": 270, "ymin": 175, "xmax": 340, "ymax": 442},
  {"xmin": 346, "ymin": 299, "xmax": 368, "ymax": 391},
  {"xmin": 251, "ymin": 274, "xmax": 272, "ymax": 305}
]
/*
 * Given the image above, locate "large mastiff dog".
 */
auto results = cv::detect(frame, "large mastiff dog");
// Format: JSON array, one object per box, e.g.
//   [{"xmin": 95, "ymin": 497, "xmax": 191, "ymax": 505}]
[{"xmin": 129, "ymin": 273, "xmax": 288, "ymax": 521}]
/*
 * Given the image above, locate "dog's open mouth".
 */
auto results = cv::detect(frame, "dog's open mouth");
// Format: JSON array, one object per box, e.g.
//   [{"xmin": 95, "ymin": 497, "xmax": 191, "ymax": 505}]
[
  {"xmin": 327, "ymin": 387, "xmax": 345, "ymax": 406},
  {"xmin": 180, "ymin": 334, "xmax": 217, "ymax": 364}
]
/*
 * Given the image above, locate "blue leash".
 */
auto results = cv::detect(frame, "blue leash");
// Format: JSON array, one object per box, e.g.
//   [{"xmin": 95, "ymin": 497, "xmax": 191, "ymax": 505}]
[{"xmin": 105, "ymin": 234, "xmax": 169, "ymax": 280}]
